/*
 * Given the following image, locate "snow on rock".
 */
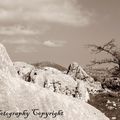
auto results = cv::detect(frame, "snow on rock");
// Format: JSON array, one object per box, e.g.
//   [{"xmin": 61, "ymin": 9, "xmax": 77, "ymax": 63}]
[{"xmin": 0, "ymin": 43, "xmax": 109, "ymax": 120}]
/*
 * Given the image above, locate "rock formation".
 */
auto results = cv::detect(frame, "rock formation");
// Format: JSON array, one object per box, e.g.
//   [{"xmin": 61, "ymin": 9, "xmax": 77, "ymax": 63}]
[
  {"xmin": 0, "ymin": 43, "xmax": 110, "ymax": 120},
  {"xmin": 67, "ymin": 62, "xmax": 103, "ymax": 94},
  {"xmin": 30, "ymin": 67, "xmax": 79, "ymax": 97},
  {"xmin": 13, "ymin": 62, "xmax": 35, "ymax": 82},
  {"xmin": 0, "ymin": 44, "xmax": 17, "ymax": 78},
  {"xmin": 67, "ymin": 62, "xmax": 94, "ymax": 81},
  {"xmin": 0, "ymin": 43, "xmax": 109, "ymax": 120},
  {"xmin": 14, "ymin": 62, "xmax": 90, "ymax": 102}
]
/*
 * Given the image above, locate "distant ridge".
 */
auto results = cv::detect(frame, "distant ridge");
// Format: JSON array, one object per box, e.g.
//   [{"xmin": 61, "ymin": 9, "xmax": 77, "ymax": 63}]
[{"xmin": 32, "ymin": 61, "xmax": 67, "ymax": 71}]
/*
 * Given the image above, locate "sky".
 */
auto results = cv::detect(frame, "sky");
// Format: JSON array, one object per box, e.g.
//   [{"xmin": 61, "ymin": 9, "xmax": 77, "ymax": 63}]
[{"xmin": 0, "ymin": 0, "xmax": 120, "ymax": 67}]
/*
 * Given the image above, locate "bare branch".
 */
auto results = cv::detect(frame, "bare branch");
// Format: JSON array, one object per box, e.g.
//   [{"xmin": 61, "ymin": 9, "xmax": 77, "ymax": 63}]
[
  {"xmin": 87, "ymin": 39, "xmax": 120, "ymax": 72},
  {"xmin": 90, "ymin": 58, "xmax": 118, "ymax": 66},
  {"xmin": 103, "ymin": 39, "xmax": 115, "ymax": 48},
  {"xmin": 87, "ymin": 44, "xmax": 103, "ymax": 54},
  {"xmin": 88, "ymin": 39, "xmax": 119, "ymax": 60}
]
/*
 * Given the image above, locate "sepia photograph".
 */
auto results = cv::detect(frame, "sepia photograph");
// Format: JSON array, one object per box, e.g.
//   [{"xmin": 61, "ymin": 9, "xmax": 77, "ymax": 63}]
[{"xmin": 0, "ymin": 0, "xmax": 119, "ymax": 120}]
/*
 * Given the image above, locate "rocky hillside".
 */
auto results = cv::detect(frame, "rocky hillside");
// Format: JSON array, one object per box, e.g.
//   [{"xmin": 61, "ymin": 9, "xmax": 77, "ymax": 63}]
[{"xmin": 0, "ymin": 43, "xmax": 109, "ymax": 120}]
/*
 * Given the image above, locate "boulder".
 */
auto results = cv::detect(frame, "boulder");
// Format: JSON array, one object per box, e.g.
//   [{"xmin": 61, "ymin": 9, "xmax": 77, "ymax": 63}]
[
  {"xmin": 67, "ymin": 62, "xmax": 93, "ymax": 81},
  {"xmin": 67, "ymin": 62, "xmax": 103, "ymax": 94},
  {"xmin": 0, "ymin": 43, "xmax": 109, "ymax": 120}
]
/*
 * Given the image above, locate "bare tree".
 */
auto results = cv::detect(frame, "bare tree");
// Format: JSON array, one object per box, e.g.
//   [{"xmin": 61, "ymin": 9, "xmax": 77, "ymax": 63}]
[{"xmin": 88, "ymin": 39, "xmax": 120, "ymax": 71}]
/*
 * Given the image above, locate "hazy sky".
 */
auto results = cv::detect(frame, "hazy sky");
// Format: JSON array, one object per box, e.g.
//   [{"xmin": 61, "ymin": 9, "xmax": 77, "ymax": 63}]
[{"xmin": 0, "ymin": 0, "xmax": 120, "ymax": 67}]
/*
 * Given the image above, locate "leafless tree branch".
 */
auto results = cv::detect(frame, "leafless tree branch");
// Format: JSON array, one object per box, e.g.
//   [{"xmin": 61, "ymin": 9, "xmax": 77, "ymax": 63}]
[{"xmin": 88, "ymin": 39, "xmax": 120, "ymax": 70}]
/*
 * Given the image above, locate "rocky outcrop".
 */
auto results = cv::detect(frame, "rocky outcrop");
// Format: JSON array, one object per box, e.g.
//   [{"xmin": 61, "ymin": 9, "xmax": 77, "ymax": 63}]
[
  {"xmin": 30, "ymin": 67, "xmax": 90, "ymax": 102},
  {"xmin": 0, "ymin": 43, "xmax": 109, "ymax": 120},
  {"xmin": 13, "ymin": 62, "xmax": 35, "ymax": 82},
  {"xmin": 67, "ymin": 62, "xmax": 93, "ymax": 81},
  {"xmin": 67, "ymin": 62, "xmax": 103, "ymax": 94},
  {"xmin": 13, "ymin": 62, "xmax": 103, "ymax": 101},
  {"xmin": 14, "ymin": 62, "xmax": 90, "ymax": 102},
  {"xmin": 0, "ymin": 44, "xmax": 17, "ymax": 78}
]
